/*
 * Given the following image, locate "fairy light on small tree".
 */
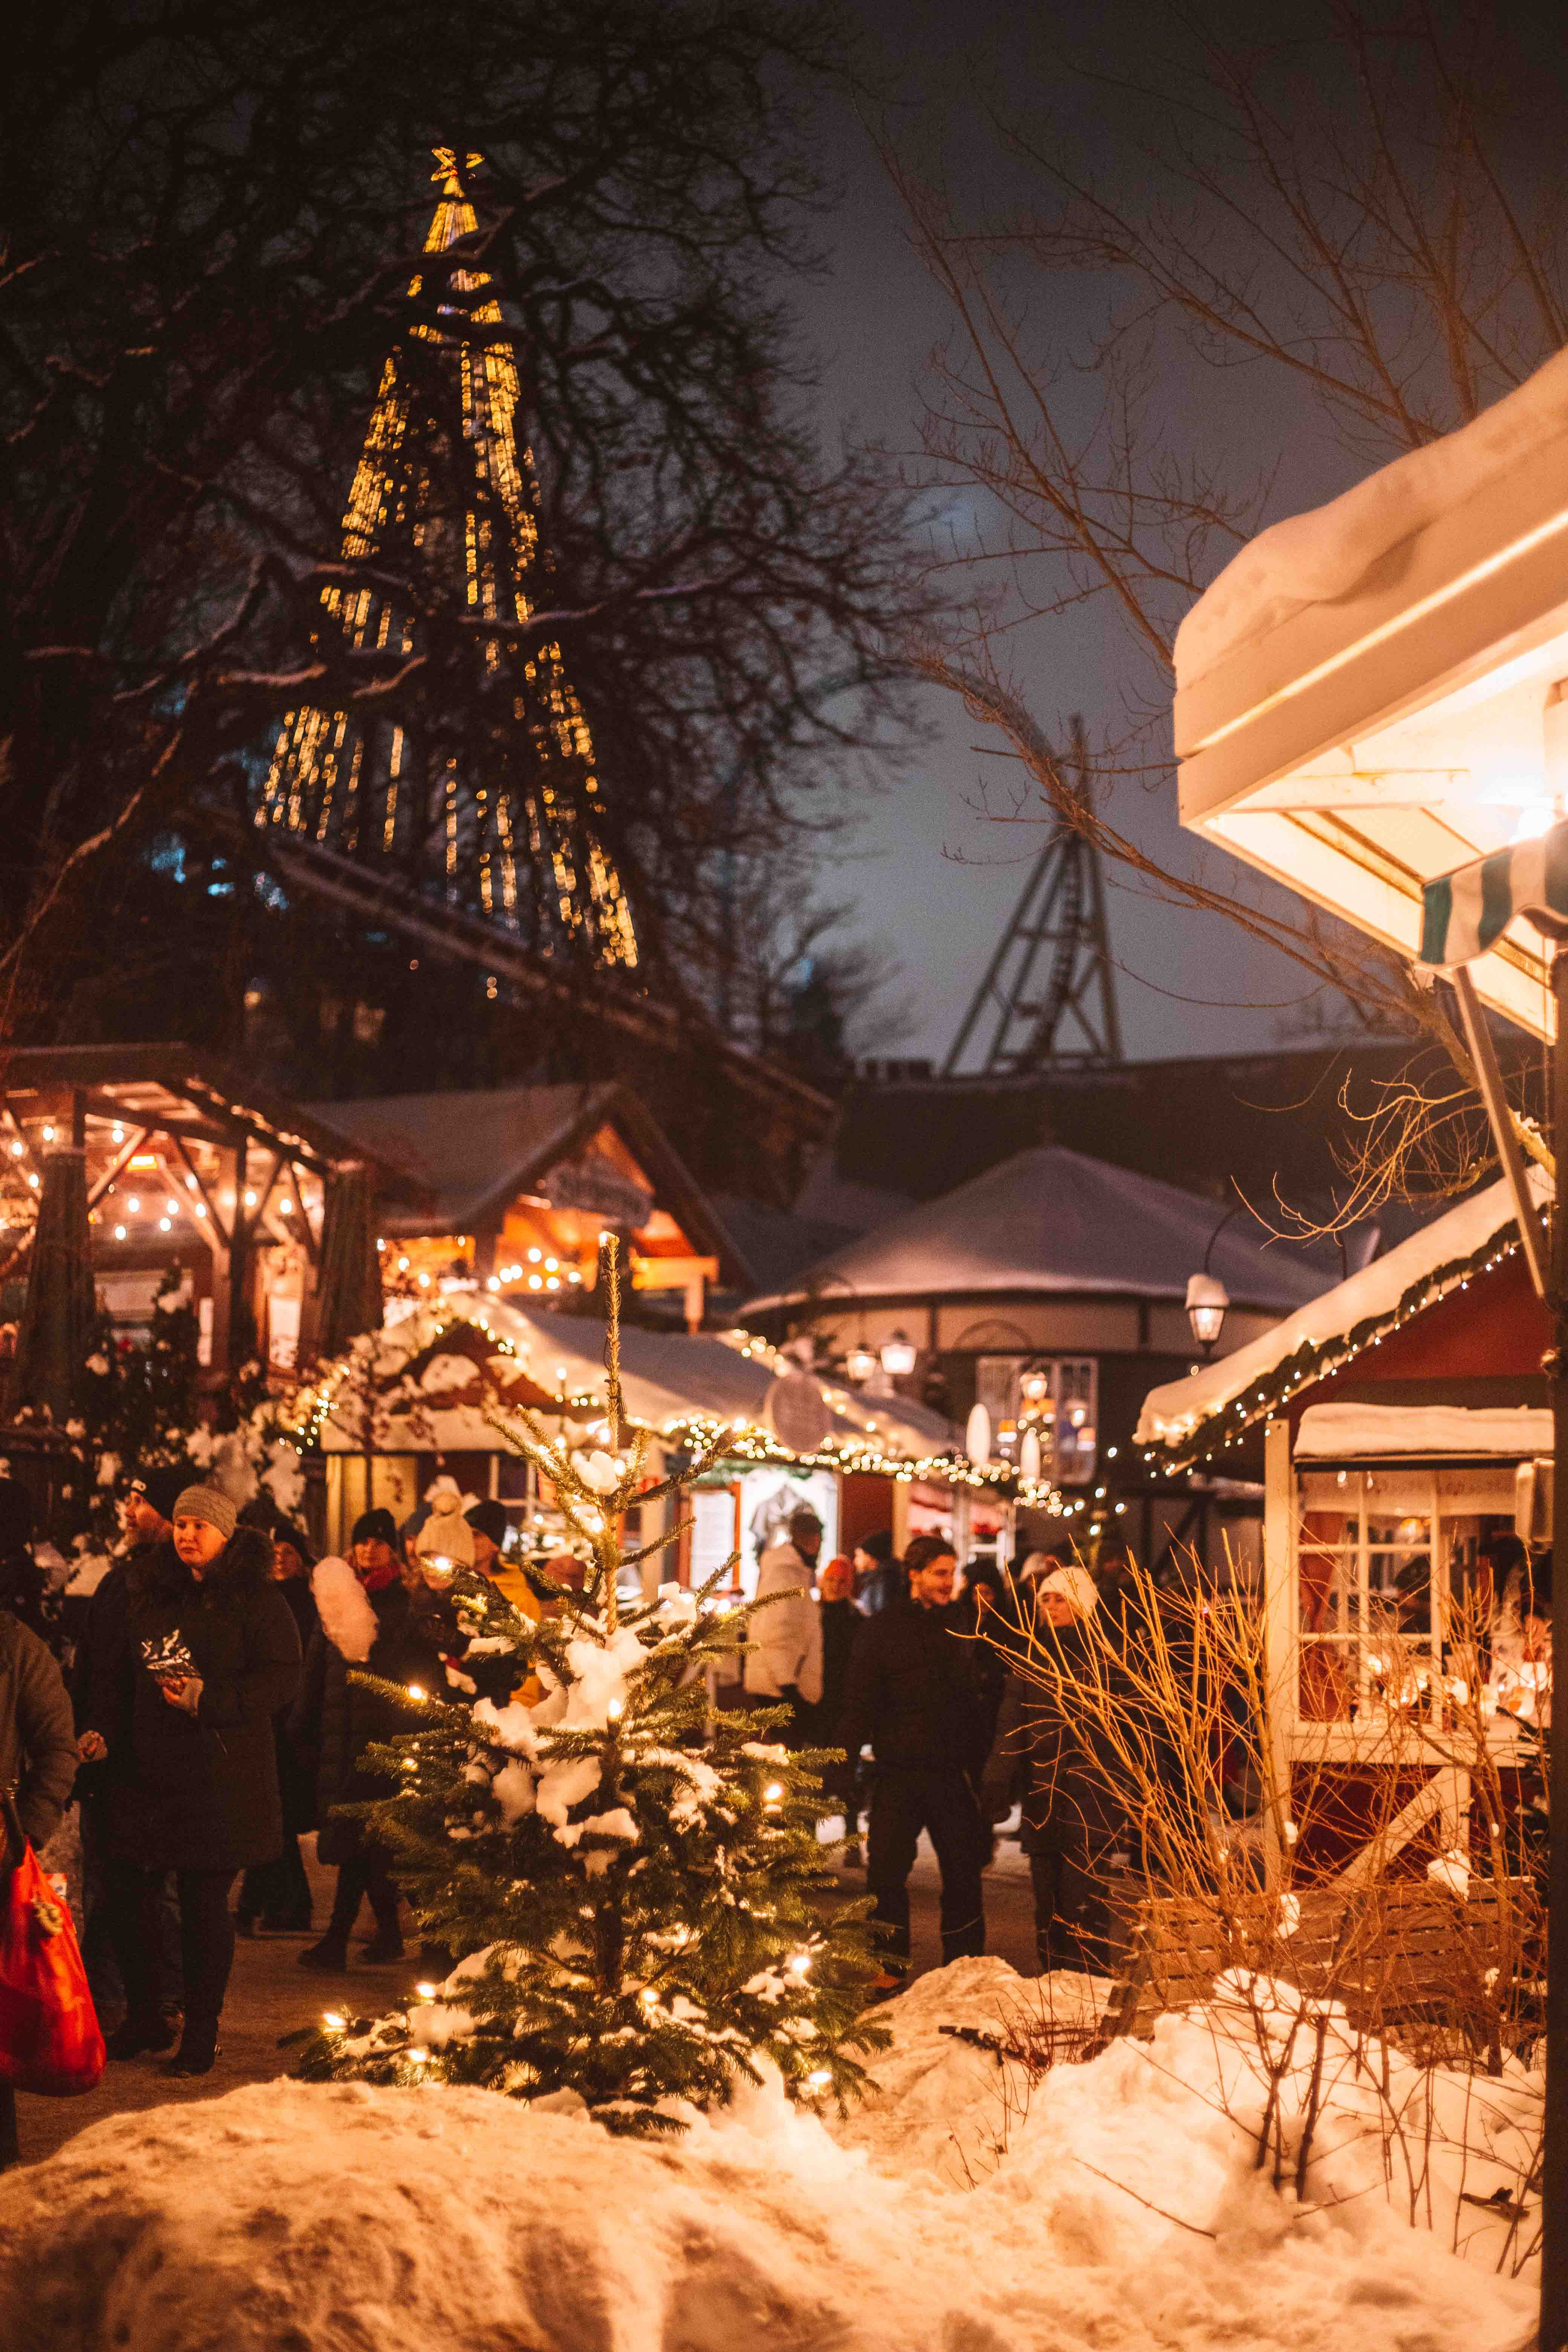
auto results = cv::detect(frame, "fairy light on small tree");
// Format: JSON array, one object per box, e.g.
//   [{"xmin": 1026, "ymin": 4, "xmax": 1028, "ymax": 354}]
[{"xmin": 297, "ymin": 1236, "xmax": 885, "ymax": 2134}]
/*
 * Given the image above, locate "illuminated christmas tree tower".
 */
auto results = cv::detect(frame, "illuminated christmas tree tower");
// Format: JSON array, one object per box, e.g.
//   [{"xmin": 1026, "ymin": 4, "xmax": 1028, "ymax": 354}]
[
  {"xmin": 258, "ymin": 150, "xmax": 637, "ymax": 969},
  {"xmin": 299, "ymin": 1239, "xmax": 885, "ymax": 2135}
]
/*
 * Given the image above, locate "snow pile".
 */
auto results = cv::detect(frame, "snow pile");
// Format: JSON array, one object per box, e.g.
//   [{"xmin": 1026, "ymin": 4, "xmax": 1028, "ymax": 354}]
[
  {"xmin": 0, "ymin": 1959, "xmax": 1536, "ymax": 2352},
  {"xmin": 1174, "ymin": 341, "xmax": 1568, "ymax": 691}
]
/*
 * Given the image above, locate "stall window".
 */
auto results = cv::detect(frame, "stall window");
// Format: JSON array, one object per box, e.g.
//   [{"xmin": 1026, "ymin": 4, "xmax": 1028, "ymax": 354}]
[{"xmin": 983, "ymin": 1355, "xmax": 1098, "ymax": 1487}]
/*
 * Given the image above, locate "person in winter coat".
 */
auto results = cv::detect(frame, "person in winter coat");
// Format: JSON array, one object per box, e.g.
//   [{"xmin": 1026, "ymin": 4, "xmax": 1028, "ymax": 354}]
[
  {"xmin": 81, "ymin": 1487, "xmax": 302, "ymax": 2075},
  {"xmin": 0, "ymin": 1600, "xmax": 78, "ymax": 2168},
  {"xmin": 839, "ymin": 1532, "xmax": 989, "ymax": 1976},
  {"xmin": 851, "ymin": 1529, "xmax": 903, "ymax": 1616},
  {"xmin": 235, "ymin": 1519, "xmax": 320, "ymax": 1936},
  {"xmin": 743, "ymin": 1506, "xmax": 824, "ymax": 1746},
  {"xmin": 290, "ymin": 1510, "xmax": 444, "ymax": 1972},
  {"xmin": 813, "ymin": 1556, "xmax": 862, "ymax": 1837},
  {"xmin": 984, "ymin": 1563, "xmax": 1125, "ymax": 1975},
  {"xmin": 0, "ymin": 1478, "xmax": 50, "ymax": 1649},
  {"xmin": 71, "ymin": 1464, "xmax": 189, "ymax": 2029}
]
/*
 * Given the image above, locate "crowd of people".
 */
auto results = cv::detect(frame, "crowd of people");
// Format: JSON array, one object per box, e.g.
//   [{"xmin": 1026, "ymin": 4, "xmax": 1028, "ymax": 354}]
[
  {"xmin": 0, "ymin": 1455, "xmax": 1555, "ymax": 2165},
  {"xmin": 741, "ymin": 1515, "xmax": 1154, "ymax": 1989}
]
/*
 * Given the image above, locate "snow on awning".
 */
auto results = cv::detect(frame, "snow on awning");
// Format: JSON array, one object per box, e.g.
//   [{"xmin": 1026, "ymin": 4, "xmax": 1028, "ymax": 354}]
[
  {"xmin": 1173, "ymin": 345, "xmax": 1568, "ymax": 1042},
  {"xmin": 287, "ymin": 1293, "xmax": 1000, "ymax": 1493},
  {"xmin": 1295, "ymin": 1403, "xmax": 1552, "ymax": 1461},
  {"xmin": 1132, "ymin": 1169, "xmax": 1548, "ymax": 1465}
]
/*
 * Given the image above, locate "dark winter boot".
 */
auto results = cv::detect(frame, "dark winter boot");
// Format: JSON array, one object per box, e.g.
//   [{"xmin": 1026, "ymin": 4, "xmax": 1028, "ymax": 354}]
[
  {"xmin": 161, "ymin": 2018, "xmax": 219, "ymax": 2077},
  {"xmin": 360, "ymin": 1929, "xmax": 405, "ymax": 1963},
  {"xmin": 298, "ymin": 1935, "xmax": 348, "ymax": 1974},
  {"xmin": 105, "ymin": 2013, "xmax": 178, "ymax": 2061}
]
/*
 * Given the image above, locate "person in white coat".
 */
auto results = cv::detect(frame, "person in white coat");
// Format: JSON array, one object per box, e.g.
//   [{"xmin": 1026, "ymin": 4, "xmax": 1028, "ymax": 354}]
[{"xmin": 743, "ymin": 1506, "xmax": 824, "ymax": 1746}]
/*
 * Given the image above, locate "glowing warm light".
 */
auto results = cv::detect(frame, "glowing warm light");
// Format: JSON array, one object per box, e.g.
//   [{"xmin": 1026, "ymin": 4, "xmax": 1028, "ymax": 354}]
[
  {"xmin": 126, "ymin": 1195, "xmax": 140, "ymax": 1212},
  {"xmin": 243, "ymin": 1188, "xmax": 257, "ymax": 1208},
  {"xmin": 407, "ymin": 1684, "xmax": 425, "ymax": 1701},
  {"xmin": 763, "ymin": 1782, "xmax": 784, "ymax": 1804},
  {"xmin": 111, "ymin": 1125, "xmax": 124, "ymax": 1144},
  {"xmin": 159, "ymin": 1217, "xmax": 171, "ymax": 1232},
  {"xmin": 415, "ymin": 1982, "xmax": 438, "ymax": 2000},
  {"xmin": 113, "ymin": 1225, "xmax": 126, "ymax": 1240},
  {"xmin": 323, "ymin": 2012, "xmax": 345, "ymax": 2031},
  {"xmin": 41, "ymin": 1124, "xmax": 54, "ymax": 1143}
]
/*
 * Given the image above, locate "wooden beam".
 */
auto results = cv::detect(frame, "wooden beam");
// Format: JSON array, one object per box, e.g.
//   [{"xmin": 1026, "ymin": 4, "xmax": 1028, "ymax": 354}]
[
  {"xmin": 87, "ymin": 1127, "xmax": 152, "ymax": 1213},
  {"xmin": 287, "ymin": 1161, "xmax": 320, "ymax": 1268},
  {"xmin": 168, "ymin": 1132, "xmax": 231, "ymax": 1251}
]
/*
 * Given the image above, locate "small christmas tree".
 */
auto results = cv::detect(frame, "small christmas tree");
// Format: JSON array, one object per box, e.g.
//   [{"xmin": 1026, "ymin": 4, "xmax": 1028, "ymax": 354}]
[{"xmin": 298, "ymin": 1240, "xmax": 886, "ymax": 2135}]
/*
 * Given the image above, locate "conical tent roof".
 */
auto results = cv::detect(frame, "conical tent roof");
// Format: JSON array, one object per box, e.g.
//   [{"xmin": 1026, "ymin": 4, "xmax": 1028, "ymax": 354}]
[{"xmin": 257, "ymin": 151, "xmax": 636, "ymax": 968}]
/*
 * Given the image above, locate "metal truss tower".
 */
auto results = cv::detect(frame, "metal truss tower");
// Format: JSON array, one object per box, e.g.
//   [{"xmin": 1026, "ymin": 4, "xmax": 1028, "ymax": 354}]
[{"xmin": 943, "ymin": 717, "xmax": 1122, "ymax": 1077}]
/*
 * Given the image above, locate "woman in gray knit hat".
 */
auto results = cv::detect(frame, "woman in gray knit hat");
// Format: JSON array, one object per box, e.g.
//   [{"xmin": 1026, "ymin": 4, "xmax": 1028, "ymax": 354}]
[{"xmin": 79, "ymin": 1484, "xmax": 302, "ymax": 2075}]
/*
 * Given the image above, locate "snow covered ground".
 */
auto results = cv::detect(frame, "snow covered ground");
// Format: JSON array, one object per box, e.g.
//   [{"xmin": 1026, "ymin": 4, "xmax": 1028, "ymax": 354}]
[{"xmin": 0, "ymin": 1958, "xmax": 1538, "ymax": 2351}]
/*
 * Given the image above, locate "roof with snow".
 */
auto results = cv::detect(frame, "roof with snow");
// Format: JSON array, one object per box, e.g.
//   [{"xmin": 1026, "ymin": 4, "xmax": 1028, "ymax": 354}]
[
  {"xmin": 1174, "ymin": 347, "xmax": 1568, "ymax": 698},
  {"xmin": 1133, "ymin": 1170, "xmax": 1550, "ymax": 1462},
  {"xmin": 314, "ymin": 1080, "xmax": 752, "ymax": 1288},
  {"xmin": 298, "ymin": 1292, "xmax": 960, "ymax": 1475},
  {"xmin": 744, "ymin": 1145, "xmax": 1333, "ymax": 1315},
  {"xmin": 1173, "ymin": 346, "xmax": 1568, "ymax": 1042}
]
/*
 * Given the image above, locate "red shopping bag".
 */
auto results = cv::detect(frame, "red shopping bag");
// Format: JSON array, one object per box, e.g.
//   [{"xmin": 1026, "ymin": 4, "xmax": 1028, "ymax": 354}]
[{"xmin": 0, "ymin": 1796, "xmax": 105, "ymax": 2095}]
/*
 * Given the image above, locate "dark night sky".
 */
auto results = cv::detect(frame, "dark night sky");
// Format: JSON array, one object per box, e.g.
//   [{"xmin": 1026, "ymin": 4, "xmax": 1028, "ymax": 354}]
[{"xmin": 789, "ymin": 1, "xmax": 1409, "ymax": 1066}]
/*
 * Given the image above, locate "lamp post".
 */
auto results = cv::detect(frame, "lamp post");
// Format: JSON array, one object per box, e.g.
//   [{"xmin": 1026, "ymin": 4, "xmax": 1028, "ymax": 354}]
[{"xmin": 1185, "ymin": 1203, "xmax": 1241, "ymax": 1359}]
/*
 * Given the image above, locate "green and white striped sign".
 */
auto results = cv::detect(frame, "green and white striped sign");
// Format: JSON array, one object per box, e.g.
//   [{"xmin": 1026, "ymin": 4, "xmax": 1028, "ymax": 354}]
[{"xmin": 1418, "ymin": 821, "xmax": 1568, "ymax": 967}]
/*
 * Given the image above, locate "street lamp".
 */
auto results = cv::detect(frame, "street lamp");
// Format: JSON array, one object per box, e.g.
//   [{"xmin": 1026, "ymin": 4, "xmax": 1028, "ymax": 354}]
[
  {"xmin": 1185, "ymin": 1273, "xmax": 1229, "ymax": 1355},
  {"xmin": 844, "ymin": 1340, "xmax": 878, "ymax": 1384},
  {"xmin": 880, "ymin": 1330, "xmax": 917, "ymax": 1378}
]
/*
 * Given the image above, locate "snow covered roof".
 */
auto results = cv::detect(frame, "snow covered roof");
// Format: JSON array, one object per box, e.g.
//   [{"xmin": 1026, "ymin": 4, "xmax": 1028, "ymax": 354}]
[
  {"xmin": 300, "ymin": 1292, "xmax": 958, "ymax": 1474},
  {"xmin": 315, "ymin": 1080, "xmax": 752, "ymax": 1286},
  {"xmin": 1294, "ymin": 1403, "xmax": 1551, "ymax": 1461},
  {"xmin": 1134, "ymin": 1169, "xmax": 1548, "ymax": 1459},
  {"xmin": 1173, "ymin": 346, "xmax": 1568, "ymax": 1042},
  {"xmin": 1175, "ymin": 349, "xmax": 1568, "ymax": 696},
  {"xmin": 745, "ymin": 1146, "xmax": 1331, "ymax": 1315}
]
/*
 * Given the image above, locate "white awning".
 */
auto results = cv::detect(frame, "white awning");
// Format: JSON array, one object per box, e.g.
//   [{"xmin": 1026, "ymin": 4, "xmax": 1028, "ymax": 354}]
[
  {"xmin": 1295, "ymin": 1403, "xmax": 1551, "ymax": 1461},
  {"xmin": 1174, "ymin": 346, "xmax": 1568, "ymax": 1042}
]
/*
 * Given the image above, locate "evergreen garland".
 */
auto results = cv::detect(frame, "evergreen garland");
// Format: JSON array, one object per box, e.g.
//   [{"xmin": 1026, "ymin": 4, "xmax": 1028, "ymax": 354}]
[{"xmin": 296, "ymin": 1237, "xmax": 887, "ymax": 2136}]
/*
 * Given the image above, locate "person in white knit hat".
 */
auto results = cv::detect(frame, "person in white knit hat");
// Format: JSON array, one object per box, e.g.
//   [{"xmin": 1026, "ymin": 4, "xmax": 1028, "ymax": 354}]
[{"xmin": 984, "ymin": 1552, "xmax": 1124, "ymax": 1976}]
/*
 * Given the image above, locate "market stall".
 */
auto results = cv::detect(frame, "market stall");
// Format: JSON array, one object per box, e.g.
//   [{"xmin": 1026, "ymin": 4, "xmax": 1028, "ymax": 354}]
[
  {"xmin": 286, "ymin": 1295, "xmax": 1024, "ymax": 1583},
  {"xmin": 1136, "ymin": 1176, "xmax": 1550, "ymax": 1880}
]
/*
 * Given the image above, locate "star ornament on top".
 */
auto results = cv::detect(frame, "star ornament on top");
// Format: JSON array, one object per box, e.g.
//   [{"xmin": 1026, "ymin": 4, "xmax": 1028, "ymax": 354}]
[{"xmin": 432, "ymin": 147, "xmax": 485, "ymax": 194}]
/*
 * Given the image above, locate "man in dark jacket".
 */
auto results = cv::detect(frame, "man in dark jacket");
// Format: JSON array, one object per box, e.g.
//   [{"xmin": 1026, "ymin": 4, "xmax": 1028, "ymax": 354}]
[
  {"xmin": 236, "ymin": 1518, "xmax": 319, "ymax": 1935},
  {"xmin": 71, "ymin": 1463, "xmax": 188, "ymax": 2027},
  {"xmin": 0, "ymin": 1603, "xmax": 78, "ymax": 2168},
  {"xmin": 82, "ymin": 1487, "xmax": 302, "ymax": 2075},
  {"xmin": 291, "ymin": 1511, "xmax": 444, "ymax": 1972},
  {"xmin": 839, "ymin": 1532, "xmax": 988, "ymax": 1975}
]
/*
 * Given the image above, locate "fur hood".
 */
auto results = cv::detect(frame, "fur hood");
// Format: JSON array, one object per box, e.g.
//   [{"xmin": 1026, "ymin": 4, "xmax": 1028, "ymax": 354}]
[
  {"xmin": 310, "ymin": 1554, "xmax": 380, "ymax": 1662},
  {"xmin": 129, "ymin": 1525, "xmax": 274, "ymax": 1612}
]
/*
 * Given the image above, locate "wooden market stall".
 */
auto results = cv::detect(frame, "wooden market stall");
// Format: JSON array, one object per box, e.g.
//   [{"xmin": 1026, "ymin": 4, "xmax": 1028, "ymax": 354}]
[
  {"xmin": 285, "ymin": 1295, "xmax": 1010, "ymax": 1585},
  {"xmin": 1136, "ymin": 1172, "xmax": 1551, "ymax": 1880}
]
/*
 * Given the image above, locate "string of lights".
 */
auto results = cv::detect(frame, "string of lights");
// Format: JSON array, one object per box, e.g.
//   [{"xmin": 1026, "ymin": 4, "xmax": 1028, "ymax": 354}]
[
  {"xmin": 1141, "ymin": 1220, "xmax": 1533, "ymax": 1473},
  {"xmin": 283, "ymin": 1301, "xmax": 1063, "ymax": 1505}
]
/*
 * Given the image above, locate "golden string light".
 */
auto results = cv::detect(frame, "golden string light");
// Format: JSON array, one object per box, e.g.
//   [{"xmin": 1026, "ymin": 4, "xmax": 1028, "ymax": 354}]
[{"xmin": 259, "ymin": 150, "xmax": 636, "ymax": 970}]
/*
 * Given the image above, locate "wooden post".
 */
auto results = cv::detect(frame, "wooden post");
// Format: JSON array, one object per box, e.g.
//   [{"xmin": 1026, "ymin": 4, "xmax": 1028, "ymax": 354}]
[
  {"xmin": 1260, "ymin": 1418, "xmax": 1296, "ymax": 1894},
  {"xmin": 1543, "ymin": 954, "xmax": 1568, "ymax": 2352},
  {"xmin": 226, "ymin": 1136, "xmax": 253, "ymax": 1370}
]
